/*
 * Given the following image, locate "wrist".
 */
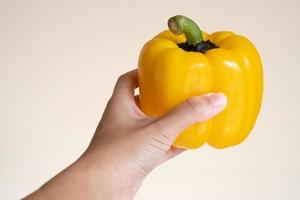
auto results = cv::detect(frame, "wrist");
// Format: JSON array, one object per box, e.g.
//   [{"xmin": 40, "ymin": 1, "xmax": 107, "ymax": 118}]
[{"xmin": 75, "ymin": 149, "xmax": 142, "ymax": 200}]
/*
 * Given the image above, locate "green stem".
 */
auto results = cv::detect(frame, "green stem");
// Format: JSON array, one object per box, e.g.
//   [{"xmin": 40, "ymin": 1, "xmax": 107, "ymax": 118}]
[{"xmin": 168, "ymin": 15, "xmax": 203, "ymax": 46}]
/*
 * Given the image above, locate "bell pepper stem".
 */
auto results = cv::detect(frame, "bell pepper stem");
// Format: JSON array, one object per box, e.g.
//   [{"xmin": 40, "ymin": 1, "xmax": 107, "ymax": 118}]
[{"xmin": 168, "ymin": 15, "xmax": 203, "ymax": 46}]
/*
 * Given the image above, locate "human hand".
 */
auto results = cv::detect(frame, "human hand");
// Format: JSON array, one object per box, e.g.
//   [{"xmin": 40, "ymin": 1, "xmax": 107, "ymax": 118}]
[
  {"xmin": 82, "ymin": 69, "xmax": 227, "ymax": 199},
  {"xmin": 25, "ymin": 69, "xmax": 226, "ymax": 200}
]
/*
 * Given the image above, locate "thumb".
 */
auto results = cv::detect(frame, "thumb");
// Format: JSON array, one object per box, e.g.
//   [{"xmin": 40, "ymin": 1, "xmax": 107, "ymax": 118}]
[{"xmin": 148, "ymin": 93, "xmax": 227, "ymax": 144}]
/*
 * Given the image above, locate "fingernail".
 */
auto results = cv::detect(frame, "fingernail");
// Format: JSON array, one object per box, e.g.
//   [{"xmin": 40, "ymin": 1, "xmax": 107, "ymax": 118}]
[{"xmin": 206, "ymin": 93, "xmax": 227, "ymax": 108}]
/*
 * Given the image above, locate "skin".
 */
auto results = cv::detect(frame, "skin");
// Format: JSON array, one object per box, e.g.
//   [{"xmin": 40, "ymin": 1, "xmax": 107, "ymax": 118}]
[{"xmin": 24, "ymin": 69, "xmax": 226, "ymax": 200}]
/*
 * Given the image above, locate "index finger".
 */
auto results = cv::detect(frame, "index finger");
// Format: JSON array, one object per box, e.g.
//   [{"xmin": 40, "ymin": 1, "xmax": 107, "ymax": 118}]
[{"xmin": 113, "ymin": 69, "xmax": 138, "ymax": 99}]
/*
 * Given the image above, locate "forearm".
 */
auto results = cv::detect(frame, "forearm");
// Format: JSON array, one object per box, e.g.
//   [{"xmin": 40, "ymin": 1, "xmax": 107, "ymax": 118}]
[{"xmin": 24, "ymin": 152, "xmax": 136, "ymax": 200}]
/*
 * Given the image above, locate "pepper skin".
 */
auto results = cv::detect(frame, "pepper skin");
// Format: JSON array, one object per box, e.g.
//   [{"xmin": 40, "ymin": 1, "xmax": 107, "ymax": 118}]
[{"xmin": 138, "ymin": 18, "xmax": 263, "ymax": 149}]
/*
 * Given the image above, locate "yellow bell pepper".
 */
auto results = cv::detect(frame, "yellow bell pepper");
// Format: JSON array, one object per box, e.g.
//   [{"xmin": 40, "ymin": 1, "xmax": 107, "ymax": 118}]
[{"xmin": 138, "ymin": 15, "xmax": 263, "ymax": 149}]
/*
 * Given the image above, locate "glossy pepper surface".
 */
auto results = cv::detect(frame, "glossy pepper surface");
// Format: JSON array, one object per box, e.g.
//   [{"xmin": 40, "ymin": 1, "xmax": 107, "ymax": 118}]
[{"xmin": 138, "ymin": 15, "xmax": 263, "ymax": 149}]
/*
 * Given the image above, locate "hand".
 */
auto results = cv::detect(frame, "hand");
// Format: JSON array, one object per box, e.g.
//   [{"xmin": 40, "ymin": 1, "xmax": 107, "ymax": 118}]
[{"xmin": 25, "ymin": 69, "xmax": 227, "ymax": 200}]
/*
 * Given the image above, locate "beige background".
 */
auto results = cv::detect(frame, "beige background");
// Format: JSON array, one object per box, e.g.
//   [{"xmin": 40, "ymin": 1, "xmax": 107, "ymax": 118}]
[{"xmin": 1, "ymin": 0, "xmax": 299, "ymax": 199}]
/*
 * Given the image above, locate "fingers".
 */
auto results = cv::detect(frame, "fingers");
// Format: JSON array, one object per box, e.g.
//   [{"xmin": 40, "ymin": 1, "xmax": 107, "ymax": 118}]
[
  {"xmin": 109, "ymin": 69, "xmax": 146, "ymax": 120},
  {"xmin": 134, "ymin": 95, "xmax": 140, "ymax": 107},
  {"xmin": 113, "ymin": 69, "xmax": 138, "ymax": 99},
  {"xmin": 148, "ymin": 93, "xmax": 227, "ymax": 144}
]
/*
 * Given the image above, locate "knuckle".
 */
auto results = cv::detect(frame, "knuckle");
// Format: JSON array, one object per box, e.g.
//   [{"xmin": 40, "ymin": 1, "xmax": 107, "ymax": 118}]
[
  {"xmin": 153, "ymin": 121, "xmax": 166, "ymax": 135},
  {"xmin": 150, "ymin": 121, "xmax": 172, "ymax": 142},
  {"xmin": 117, "ymin": 74, "xmax": 127, "ymax": 83},
  {"xmin": 200, "ymin": 95, "xmax": 212, "ymax": 106},
  {"xmin": 185, "ymin": 98, "xmax": 200, "ymax": 119},
  {"xmin": 185, "ymin": 96, "xmax": 212, "ymax": 121}
]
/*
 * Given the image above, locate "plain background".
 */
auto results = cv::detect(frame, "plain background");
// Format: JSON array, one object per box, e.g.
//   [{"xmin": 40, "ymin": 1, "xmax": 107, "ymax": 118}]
[{"xmin": 1, "ymin": 0, "xmax": 299, "ymax": 199}]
